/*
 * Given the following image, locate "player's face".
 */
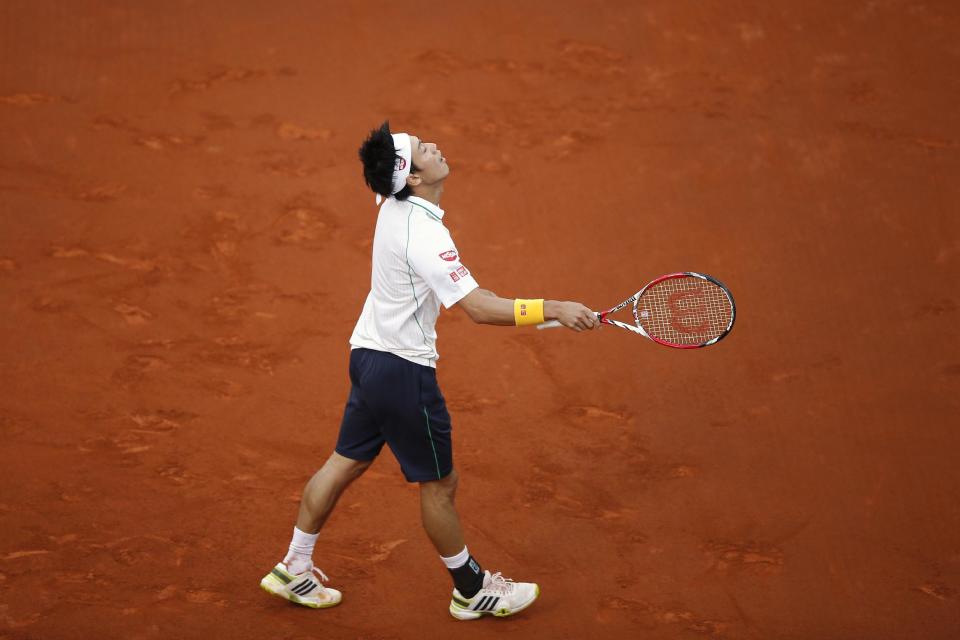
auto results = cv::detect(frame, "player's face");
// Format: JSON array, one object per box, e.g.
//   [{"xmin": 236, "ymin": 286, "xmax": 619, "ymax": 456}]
[{"xmin": 408, "ymin": 135, "xmax": 449, "ymax": 187}]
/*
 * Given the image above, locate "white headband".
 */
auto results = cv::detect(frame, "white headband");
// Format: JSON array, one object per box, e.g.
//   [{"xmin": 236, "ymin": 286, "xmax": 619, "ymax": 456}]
[{"xmin": 376, "ymin": 132, "xmax": 412, "ymax": 205}]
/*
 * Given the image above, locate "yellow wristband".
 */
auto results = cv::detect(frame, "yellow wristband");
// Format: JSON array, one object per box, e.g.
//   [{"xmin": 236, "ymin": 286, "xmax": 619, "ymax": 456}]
[{"xmin": 514, "ymin": 299, "xmax": 545, "ymax": 326}]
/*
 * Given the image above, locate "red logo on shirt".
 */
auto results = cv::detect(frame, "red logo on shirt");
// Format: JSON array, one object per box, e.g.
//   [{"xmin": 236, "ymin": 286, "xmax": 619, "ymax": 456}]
[
  {"xmin": 456, "ymin": 266, "xmax": 468, "ymax": 277},
  {"xmin": 449, "ymin": 272, "xmax": 460, "ymax": 282},
  {"xmin": 439, "ymin": 250, "xmax": 458, "ymax": 261}
]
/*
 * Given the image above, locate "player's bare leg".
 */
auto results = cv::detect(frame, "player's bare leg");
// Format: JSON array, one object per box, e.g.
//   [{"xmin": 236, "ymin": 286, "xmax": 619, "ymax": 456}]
[
  {"xmin": 260, "ymin": 452, "xmax": 370, "ymax": 609},
  {"xmin": 420, "ymin": 469, "xmax": 466, "ymax": 556},
  {"xmin": 420, "ymin": 470, "xmax": 540, "ymax": 620},
  {"xmin": 296, "ymin": 451, "xmax": 372, "ymax": 533}
]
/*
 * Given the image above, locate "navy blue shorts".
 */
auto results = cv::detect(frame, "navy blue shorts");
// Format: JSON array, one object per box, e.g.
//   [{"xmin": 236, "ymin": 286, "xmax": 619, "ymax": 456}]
[{"xmin": 335, "ymin": 348, "xmax": 453, "ymax": 482}]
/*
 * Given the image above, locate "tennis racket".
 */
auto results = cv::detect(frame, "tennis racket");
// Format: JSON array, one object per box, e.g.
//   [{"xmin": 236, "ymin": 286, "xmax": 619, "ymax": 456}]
[{"xmin": 538, "ymin": 272, "xmax": 736, "ymax": 349}]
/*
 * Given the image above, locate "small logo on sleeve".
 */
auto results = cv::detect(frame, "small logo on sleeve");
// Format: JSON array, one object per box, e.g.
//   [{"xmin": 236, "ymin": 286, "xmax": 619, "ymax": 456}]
[
  {"xmin": 439, "ymin": 250, "xmax": 458, "ymax": 261},
  {"xmin": 449, "ymin": 266, "xmax": 469, "ymax": 283}
]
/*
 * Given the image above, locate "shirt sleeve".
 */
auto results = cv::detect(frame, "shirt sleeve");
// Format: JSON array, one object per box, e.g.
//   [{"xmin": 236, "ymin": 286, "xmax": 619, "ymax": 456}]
[{"xmin": 406, "ymin": 222, "xmax": 479, "ymax": 309}]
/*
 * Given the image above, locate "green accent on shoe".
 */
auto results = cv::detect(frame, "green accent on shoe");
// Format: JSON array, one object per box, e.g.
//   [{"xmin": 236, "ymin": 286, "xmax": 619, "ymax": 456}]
[
  {"xmin": 452, "ymin": 594, "xmax": 471, "ymax": 608},
  {"xmin": 271, "ymin": 568, "xmax": 292, "ymax": 584}
]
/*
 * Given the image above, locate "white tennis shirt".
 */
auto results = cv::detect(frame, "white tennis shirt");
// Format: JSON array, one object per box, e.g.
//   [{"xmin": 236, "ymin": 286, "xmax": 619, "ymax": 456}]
[{"xmin": 349, "ymin": 195, "xmax": 479, "ymax": 367}]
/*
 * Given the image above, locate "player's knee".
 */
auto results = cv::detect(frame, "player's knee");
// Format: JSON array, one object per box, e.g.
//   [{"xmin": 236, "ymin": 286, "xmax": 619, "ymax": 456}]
[
  {"xmin": 346, "ymin": 458, "xmax": 373, "ymax": 480},
  {"xmin": 328, "ymin": 451, "xmax": 372, "ymax": 482},
  {"xmin": 441, "ymin": 468, "xmax": 459, "ymax": 495},
  {"xmin": 422, "ymin": 468, "xmax": 458, "ymax": 501}
]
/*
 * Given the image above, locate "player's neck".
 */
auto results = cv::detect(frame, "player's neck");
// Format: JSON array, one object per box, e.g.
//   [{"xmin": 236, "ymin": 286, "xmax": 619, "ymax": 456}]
[{"xmin": 412, "ymin": 182, "xmax": 444, "ymax": 207}]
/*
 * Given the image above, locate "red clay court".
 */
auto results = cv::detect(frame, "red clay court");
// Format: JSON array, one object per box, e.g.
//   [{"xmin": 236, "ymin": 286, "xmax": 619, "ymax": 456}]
[{"xmin": 1, "ymin": 2, "xmax": 958, "ymax": 639}]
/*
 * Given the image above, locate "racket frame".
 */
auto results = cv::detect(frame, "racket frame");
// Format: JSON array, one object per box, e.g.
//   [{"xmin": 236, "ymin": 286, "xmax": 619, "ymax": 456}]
[
  {"xmin": 615, "ymin": 271, "xmax": 735, "ymax": 349},
  {"xmin": 537, "ymin": 272, "xmax": 735, "ymax": 348}
]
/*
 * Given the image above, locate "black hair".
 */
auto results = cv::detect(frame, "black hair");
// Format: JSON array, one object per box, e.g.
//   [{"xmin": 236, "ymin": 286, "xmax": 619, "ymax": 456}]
[{"xmin": 358, "ymin": 120, "xmax": 421, "ymax": 201}]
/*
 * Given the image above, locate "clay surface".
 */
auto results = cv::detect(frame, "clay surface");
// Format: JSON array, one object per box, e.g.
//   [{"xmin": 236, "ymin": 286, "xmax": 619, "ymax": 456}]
[{"xmin": 1, "ymin": 2, "xmax": 958, "ymax": 638}]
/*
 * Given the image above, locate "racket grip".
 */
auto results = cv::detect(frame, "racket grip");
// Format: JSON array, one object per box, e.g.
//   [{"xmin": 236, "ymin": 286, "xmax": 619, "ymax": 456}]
[{"xmin": 536, "ymin": 320, "xmax": 563, "ymax": 330}]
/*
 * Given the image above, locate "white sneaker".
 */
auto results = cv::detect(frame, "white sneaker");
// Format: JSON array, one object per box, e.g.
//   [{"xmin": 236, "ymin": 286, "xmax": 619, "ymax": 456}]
[
  {"xmin": 449, "ymin": 570, "xmax": 539, "ymax": 620},
  {"xmin": 259, "ymin": 562, "xmax": 342, "ymax": 609}
]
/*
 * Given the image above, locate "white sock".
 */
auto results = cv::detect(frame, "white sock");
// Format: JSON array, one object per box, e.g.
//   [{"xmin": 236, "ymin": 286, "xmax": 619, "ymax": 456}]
[
  {"xmin": 440, "ymin": 546, "xmax": 470, "ymax": 569},
  {"xmin": 283, "ymin": 527, "xmax": 318, "ymax": 575}
]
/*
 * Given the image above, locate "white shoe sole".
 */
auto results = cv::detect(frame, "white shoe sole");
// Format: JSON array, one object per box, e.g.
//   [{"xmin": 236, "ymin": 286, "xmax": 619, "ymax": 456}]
[{"xmin": 449, "ymin": 585, "xmax": 540, "ymax": 621}]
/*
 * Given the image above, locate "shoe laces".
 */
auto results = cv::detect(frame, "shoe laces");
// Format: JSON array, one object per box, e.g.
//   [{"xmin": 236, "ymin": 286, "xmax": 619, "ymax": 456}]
[
  {"xmin": 486, "ymin": 571, "xmax": 515, "ymax": 595},
  {"xmin": 287, "ymin": 561, "xmax": 330, "ymax": 585}
]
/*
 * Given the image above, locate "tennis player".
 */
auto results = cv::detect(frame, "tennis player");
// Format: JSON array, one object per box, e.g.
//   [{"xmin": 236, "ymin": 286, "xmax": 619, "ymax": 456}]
[{"xmin": 260, "ymin": 121, "xmax": 599, "ymax": 619}]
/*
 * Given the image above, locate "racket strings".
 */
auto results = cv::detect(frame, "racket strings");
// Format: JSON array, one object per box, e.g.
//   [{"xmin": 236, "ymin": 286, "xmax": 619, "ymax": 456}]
[{"xmin": 635, "ymin": 278, "xmax": 732, "ymax": 345}]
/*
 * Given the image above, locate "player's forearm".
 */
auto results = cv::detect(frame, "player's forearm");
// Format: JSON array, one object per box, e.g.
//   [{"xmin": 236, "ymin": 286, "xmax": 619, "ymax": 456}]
[
  {"xmin": 458, "ymin": 289, "xmax": 565, "ymax": 326},
  {"xmin": 463, "ymin": 290, "xmax": 515, "ymax": 325}
]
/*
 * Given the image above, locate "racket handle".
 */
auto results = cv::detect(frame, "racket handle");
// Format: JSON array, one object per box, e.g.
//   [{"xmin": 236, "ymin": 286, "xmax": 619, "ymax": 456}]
[{"xmin": 536, "ymin": 320, "xmax": 563, "ymax": 330}]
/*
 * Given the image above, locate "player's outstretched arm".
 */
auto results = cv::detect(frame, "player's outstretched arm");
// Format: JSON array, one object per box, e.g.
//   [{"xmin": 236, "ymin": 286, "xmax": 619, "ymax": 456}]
[{"xmin": 457, "ymin": 288, "xmax": 598, "ymax": 331}]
